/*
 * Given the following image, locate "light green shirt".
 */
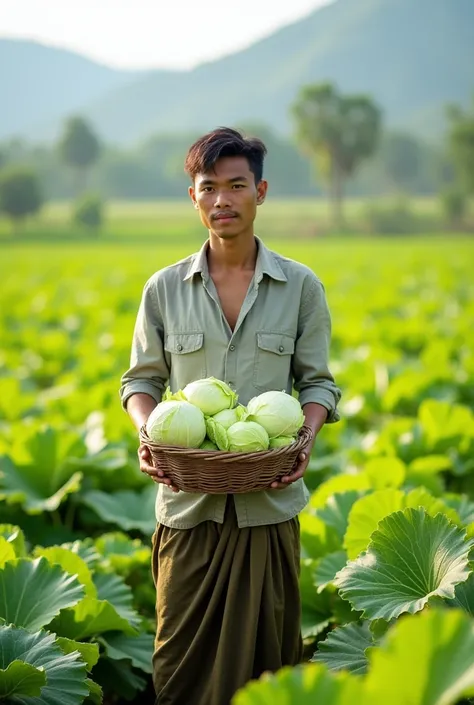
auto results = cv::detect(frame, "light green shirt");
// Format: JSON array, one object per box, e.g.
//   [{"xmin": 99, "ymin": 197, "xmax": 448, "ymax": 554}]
[{"xmin": 120, "ymin": 236, "xmax": 341, "ymax": 529}]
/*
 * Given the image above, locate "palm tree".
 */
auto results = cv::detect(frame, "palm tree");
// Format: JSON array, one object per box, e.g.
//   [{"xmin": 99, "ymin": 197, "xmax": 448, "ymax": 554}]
[
  {"xmin": 292, "ymin": 82, "xmax": 382, "ymax": 228},
  {"xmin": 58, "ymin": 116, "xmax": 101, "ymax": 195}
]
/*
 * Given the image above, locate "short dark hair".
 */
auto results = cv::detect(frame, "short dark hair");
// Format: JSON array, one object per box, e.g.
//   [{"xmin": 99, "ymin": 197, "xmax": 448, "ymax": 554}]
[{"xmin": 184, "ymin": 127, "xmax": 267, "ymax": 184}]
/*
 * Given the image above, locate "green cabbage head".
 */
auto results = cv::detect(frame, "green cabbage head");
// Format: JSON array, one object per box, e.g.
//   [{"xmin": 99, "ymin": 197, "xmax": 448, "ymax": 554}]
[
  {"xmin": 269, "ymin": 435, "xmax": 296, "ymax": 449},
  {"xmin": 200, "ymin": 439, "xmax": 218, "ymax": 450},
  {"xmin": 206, "ymin": 406, "xmax": 247, "ymax": 450},
  {"xmin": 146, "ymin": 400, "xmax": 206, "ymax": 448},
  {"xmin": 227, "ymin": 421, "xmax": 269, "ymax": 453},
  {"xmin": 247, "ymin": 391, "xmax": 304, "ymax": 438},
  {"xmin": 182, "ymin": 377, "xmax": 238, "ymax": 415}
]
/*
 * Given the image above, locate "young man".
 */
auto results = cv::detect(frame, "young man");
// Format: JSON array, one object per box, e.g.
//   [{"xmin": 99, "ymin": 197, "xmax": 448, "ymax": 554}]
[{"xmin": 119, "ymin": 127, "xmax": 341, "ymax": 705}]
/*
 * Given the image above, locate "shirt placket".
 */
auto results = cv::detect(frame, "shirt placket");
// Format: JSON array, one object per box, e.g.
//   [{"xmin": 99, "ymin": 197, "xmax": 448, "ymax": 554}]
[{"xmin": 201, "ymin": 275, "xmax": 262, "ymax": 528}]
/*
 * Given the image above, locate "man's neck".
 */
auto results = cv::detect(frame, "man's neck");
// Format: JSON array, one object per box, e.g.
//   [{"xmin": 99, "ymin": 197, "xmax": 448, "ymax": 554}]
[{"xmin": 207, "ymin": 233, "xmax": 258, "ymax": 273}]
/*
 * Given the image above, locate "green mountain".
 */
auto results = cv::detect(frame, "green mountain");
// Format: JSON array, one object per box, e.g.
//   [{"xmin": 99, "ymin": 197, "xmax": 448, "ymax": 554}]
[
  {"xmin": 0, "ymin": 39, "xmax": 142, "ymax": 140},
  {"xmin": 2, "ymin": 0, "xmax": 473, "ymax": 145}
]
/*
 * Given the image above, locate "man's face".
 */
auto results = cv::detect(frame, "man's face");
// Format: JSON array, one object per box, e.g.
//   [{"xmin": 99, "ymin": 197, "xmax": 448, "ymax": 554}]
[{"xmin": 189, "ymin": 156, "xmax": 267, "ymax": 240}]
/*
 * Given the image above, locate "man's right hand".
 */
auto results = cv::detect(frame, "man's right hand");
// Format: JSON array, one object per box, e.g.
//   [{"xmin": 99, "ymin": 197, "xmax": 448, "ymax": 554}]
[{"xmin": 138, "ymin": 444, "xmax": 180, "ymax": 493}]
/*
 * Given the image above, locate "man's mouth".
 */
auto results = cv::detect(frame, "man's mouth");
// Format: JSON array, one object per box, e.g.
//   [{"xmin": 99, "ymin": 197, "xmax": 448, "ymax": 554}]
[{"xmin": 213, "ymin": 212, "xmax": 238, "ymax": 220}]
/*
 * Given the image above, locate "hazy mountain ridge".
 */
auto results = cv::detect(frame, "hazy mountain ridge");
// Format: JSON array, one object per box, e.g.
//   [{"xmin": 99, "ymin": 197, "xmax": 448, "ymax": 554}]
[
  {"xmin": 1, "ymin": 38, "xmax": 148, "ymax": 139},
  {"xmin": 1, "ymin": 0, "xmax": 473, "ymax": 144}
]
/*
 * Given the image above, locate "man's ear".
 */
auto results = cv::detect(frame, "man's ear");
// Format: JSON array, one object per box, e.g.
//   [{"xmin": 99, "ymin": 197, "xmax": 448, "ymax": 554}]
[
  {"xmin": 256, "ymin": 179, "xmax": 268, "ymax": 205},
  {"xmin": 188, "ymin": 185, "xmax": 198, "ymax": 208}
]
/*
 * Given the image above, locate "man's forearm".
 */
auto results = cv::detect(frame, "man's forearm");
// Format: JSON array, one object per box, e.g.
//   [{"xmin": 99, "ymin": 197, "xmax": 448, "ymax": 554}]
[
  {"xmin": 126, "ymin": 393, "xmax": 158, "ymax": 432},
  {"xmin": 302, "ymin": 402, "xmax": 328, "ymax": 446}
]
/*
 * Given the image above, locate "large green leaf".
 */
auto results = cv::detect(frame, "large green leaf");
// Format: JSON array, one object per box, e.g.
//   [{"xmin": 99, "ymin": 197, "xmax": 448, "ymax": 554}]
[
  {"xmin": 94, "ymin": 572, "xmax": 141, "ymax": 630},
  {"xmin": 61, "ymin": 540, "xmax": 101, "ymax": 570},
  {"xmin": 315, "ymin": 492, "xmax": 363, "ymax": 542},
  {"xmin": 301, "ymin": 614, "xmax": 332, "ymax": 641},
  {"xmin": 344, "ymin": 488, "xmax": 404, "ymax": 560},
  {"xmin": 80, "ymin": 486, "xmax": 156, "ymax": 534},
  {"xmin": 55, "ymin": 638, "xmax": 100, "ymax": 671},
  {"xmin": 65, "ymin": 446, "xmax": 129, "ymax": 473},
  {"xmin": 0, "ymin": 661, "xmax": 46, "ymax": 699},
  {"xmin": 0, "ymin": 624, "xmax": 89, "ymax": 705},
  {"xmin": 418, "ymin": 399, "xmax": 474, "ymax": 451},
  {"xmin": 336, "ymin": 508, "xmax": 471, "ymax": 621},
  {"xmin": 404, "ymin": 453, "xmax": 452, "ymax": 494},
  {"xmin": 92, "ymin": 656, "xmax": 147, "ymax": 701},
  {"xmin": 48, "ymin": 596, "xmax": 140, "ymax": 640},
  {"xmin": 33, "ymin": 546, "xmax": 97, "ymax": 597},
  {"xmin": 0, "ymin": 513, "xmax": 81, "ymax": 553},
  {"xmin": 99, "ymin": 632, "xmax": 154, "ymax": 673},
  {"xmin": 404, "ymin": 488, "xmax": 461, "ymax": 526},
  {"xmin": 363, "ymin": 457, "xmax": 406, "ymax": 490},
  {"xmin": 0, "ymin": 558, "xmax": 85, "ymax": 631},
  {"xmin": 0, "ymin": 524, "xmax": 26, "ymax": 557},
  {"xmin": 0, "ymin": 455, "xmax": 83, "ymax": 514},
  {"xmin": 315, "ymin": 551, "xmax": 348, "ymax": 592},
  {"xmin": 444, "ymin": 494, "xmax": 474, "ymax": 526},
  {"xmin": 300, "ymin": 559, "xmax": 333, "ymax": 639},
  {"xmin": 408, "ymin": 455, "xmax": 453, "ymax": 476},
  {"xmin": 299, "ymin": 512, "xmax": 340, "ymax": 559},
  {"xmin": 22, "ymin": 426, "xmax": 87, "ymax": 477},
  {"xmin": 312, "ymin": 622, "xmax": 374, "ymax": 675},
  {"xmin": 232, "ymin": 662, "xmax": 364, "ymax": 705},
  {"xmin": 94, "ymin": 532, "xmax": 151, "ymax": 575},
  {"xmin": 310, "ymin": 474, "xmax": 372, "ymax": 510},
  {"xmin": 447, "ymin": 571, "xmax": 474, "ymax": 617},
  {"xmin": 344, "ymin": 487, "xmax": 461, "ymax": 560},
  {"xmin": 331, "ymin": 595, "xmax": 363, "ymax": 626},
  {"xmin": 365, "ymin": 608, "xmax": 474, "ymax": 705},
  {"xmin": 0, "ymin": 378, "xmax": 37, "ymax": 423},
  {"xmin": 85, "ymin": 678, "xmax": 103, "ymax": 704},
  {"xmin": 0, "ymin": 537, "xmax": 16, "ymax": 568},
  {"xmin": 66, "ymin": 445, "xmax": 147, "ymax": 493}
]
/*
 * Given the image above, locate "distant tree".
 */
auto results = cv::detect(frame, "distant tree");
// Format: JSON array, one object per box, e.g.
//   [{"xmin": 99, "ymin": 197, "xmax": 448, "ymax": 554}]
[
  {"xmin": 72, "ymin": 193, "xmax": 103, "ymax": 232},
  {"xmin": 58, "ymin": 116, "xmax": 101, "ymax": 194},
  {"xmin": 0, "ymin": 166, "xmax": 43, "ymax": 232},
  {"xmin": 97, "ymin": 153, "xmax": 157, "ymax": 199},
  {"xmin": 446, "ymin": 96, "xmax": 474, "ymax": 194},
  {"xmin": 381, "ymin": 132, "xmax": 423, "ymax": 193},
  {"xmin": 238, "ymin": 122, "xmax": 316, "ymax": 197},
  {"xmin": 440, "ymin": 186, "xmax": 468, "ymax": 229},
  {"xmin": 3, "ymin": 138, "xmax": 28, "ymax": 164},
  {"xmin": 291, "ymin": 82, "xmax": 382, "ymax": 227}
]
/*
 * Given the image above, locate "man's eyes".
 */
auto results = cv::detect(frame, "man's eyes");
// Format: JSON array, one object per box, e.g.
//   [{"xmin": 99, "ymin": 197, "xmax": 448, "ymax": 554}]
[{"xmin": 201, "ymin": 184, "xmax": 245, "ymax": 192}]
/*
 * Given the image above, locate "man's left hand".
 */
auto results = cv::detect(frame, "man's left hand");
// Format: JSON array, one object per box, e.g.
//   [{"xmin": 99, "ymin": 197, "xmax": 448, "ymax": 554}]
[
  {"xmin": 270, "ymin": 444, "xmax": 312, "ymax": 490},
  {"xmin": 268, "ymin": 403, "xmax": 327, "ymax": 490}
]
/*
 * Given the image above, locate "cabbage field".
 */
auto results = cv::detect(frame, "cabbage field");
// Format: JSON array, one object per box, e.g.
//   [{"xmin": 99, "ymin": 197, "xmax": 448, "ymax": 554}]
[{"xmin": 1, "ymin": 233, "xmax": 474, "ymax": 704}]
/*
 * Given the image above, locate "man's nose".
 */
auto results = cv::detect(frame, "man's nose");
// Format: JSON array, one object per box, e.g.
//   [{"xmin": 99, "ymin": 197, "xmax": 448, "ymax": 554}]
[{"xmin": 214, "ymin": 189, "xmax": 232, "ymax": 208}]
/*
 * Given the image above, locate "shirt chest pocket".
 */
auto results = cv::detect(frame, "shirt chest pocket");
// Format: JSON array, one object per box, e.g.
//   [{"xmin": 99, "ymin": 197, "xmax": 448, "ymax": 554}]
[
  {"xmin": 253, "ymin": 332, "xmax": 295, "ymax": 392},
  {"xmin": 164, "ymin": 332, "xmax": 207, "ymax": 386}
]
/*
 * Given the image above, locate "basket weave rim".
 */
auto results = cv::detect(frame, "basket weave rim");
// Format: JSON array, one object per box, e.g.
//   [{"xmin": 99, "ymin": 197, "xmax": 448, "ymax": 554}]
[{"xmin": 139, "ymin": 423, "xmax": 313, "ymax": 463}]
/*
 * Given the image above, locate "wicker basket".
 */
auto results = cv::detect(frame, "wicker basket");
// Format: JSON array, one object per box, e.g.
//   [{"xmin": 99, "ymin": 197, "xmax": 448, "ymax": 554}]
[{"xmin": 139, "ymin": 424, "xmax": 313, "ymax": 494}]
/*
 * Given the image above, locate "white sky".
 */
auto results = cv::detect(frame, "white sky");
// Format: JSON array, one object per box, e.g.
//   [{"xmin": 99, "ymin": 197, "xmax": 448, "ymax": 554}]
[{"xmin": 0, "ymin": 0, "xmax": 330, "ymax": 70}]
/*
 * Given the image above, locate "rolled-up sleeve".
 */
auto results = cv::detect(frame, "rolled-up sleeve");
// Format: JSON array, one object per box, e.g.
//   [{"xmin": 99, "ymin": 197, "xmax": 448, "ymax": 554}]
[
  {"xmin": 119, "ymin": 280, "xmax": 169, "ymax": 410},
  {"xmin": 292, "ymin": 276, "xmax": 341, "ymax": 423}
]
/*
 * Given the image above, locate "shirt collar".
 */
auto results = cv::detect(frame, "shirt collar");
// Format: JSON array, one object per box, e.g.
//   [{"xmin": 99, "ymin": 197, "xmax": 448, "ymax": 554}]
[{"xmin": 183, "ymin": 236, "xmax": 287, "ymax": 283}]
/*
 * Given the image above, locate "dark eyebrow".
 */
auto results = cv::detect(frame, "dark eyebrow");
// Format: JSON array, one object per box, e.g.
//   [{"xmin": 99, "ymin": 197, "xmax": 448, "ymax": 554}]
[{"xmin": 199, "ymin": 176, "xmax": 249, "ymax": 187}]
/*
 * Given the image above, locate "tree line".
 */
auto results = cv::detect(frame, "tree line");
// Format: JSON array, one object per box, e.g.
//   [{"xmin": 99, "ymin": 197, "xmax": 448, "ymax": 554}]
[{"xmin": 0, "ymin": 82, "xmax": 473, "ymax": 231}]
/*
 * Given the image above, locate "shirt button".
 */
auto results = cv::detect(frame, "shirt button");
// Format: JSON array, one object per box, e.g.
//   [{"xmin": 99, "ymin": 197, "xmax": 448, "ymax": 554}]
[
  {"xmin": 177, "ymin": 344, "xmax": 183, "ymax": 352},
  {"xmin": 279, "ymin": 345, "xmax": 284, "ymax": 352},
  {"xmin": 229, "ymin": 345, "xmax": 235, "ymax": 351}
]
